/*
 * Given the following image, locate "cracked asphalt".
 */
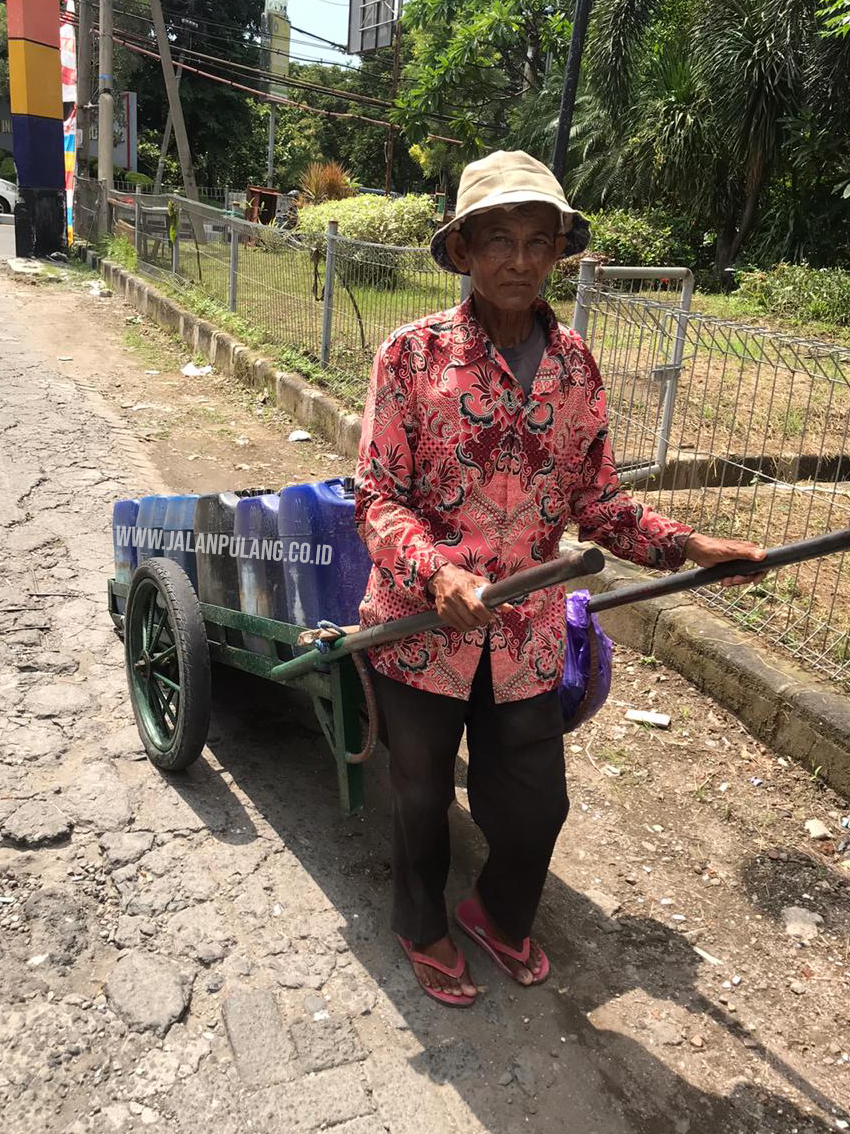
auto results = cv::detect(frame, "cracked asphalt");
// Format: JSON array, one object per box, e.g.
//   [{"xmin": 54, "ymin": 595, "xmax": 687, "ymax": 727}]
[{"xmin": 0, "ymin": 268, "xmax": 848, "ymax": 1134}]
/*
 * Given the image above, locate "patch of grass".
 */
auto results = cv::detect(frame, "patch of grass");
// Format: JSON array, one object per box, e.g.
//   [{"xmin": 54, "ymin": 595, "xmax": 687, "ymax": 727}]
[
  {"xmin": 156, "ymin": 278, "xmax": 365, "ymax": 410},
  {"xmin": 101, "ymin": 233, "xmax": 138, "ymax": 272},
  {"xmin": 122, "ymin": 326, "xmax": 184, "ymax": 372}
]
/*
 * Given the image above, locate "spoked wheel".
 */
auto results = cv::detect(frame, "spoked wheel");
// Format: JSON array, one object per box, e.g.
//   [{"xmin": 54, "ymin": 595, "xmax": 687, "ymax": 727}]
[{"xmin": 124, "ymin": 557, "xmax": 211, "ymax": 771}]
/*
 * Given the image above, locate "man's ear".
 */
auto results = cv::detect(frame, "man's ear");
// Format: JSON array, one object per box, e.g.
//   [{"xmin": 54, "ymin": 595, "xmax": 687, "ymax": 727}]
[
  {"xmin": 554, "ymin": 232, "xmax": 568, "ymax": 258},
  {"xmin": 446, "ymin": 229, "xmax": 471, "ymax": 274}
]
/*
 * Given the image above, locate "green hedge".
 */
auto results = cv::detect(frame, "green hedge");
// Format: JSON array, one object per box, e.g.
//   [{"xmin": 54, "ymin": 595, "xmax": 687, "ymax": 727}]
[
  {"xmin": 295, "ymin": 193, "xmax": 435, "ymax": 252},
  {"xmin": 546, "ymin": 209, "xmax": 699, "ymax": 300},
  {"xmin": 736, "ymin": 263, "xmax": 850, "ymax": 326}
]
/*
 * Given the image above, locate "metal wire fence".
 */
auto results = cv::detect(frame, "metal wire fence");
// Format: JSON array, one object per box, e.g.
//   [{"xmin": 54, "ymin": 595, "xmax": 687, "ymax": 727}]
[
  {"xmin": 104, "ymin": 193, "xmax": 850, "ymax": 690},
  {"xmin": 574, "ymin": 267, "xmax": 850, "ymax": 688}
]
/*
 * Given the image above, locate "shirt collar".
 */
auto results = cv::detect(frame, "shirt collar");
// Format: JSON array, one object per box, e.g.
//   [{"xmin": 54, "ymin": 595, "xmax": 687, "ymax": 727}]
[{"xmin": 449, "ymin": 293, "xmax": 565, "ymax": 369}]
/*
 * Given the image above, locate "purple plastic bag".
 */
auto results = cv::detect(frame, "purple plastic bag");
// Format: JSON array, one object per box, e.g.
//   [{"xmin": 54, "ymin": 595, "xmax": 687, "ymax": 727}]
[{"xmin": 559, "ymin": 589, "xmax": 614, "ymax": 732}]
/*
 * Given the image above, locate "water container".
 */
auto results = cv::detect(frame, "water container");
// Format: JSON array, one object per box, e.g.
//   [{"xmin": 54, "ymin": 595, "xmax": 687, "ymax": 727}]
[
  {"xmin": 136, "ymin": 494, "xmax": 170, "ymax": 565},
  {"xmin": 163, "ymin": 494, "xmax": 200, "ymax": 591},
  {"xmin": 194, "ymin": 488, "xmax": 274, "ymax": 648},
  {"xmin": 278, "ymin": 476, "xmax": 371, "ymax": 633},
  {"xmin": 112, "ymin": 497, "xmax": 140, "ymax": 615},
  {"xmin": 234, "ymin": 493, "xmax": 291, "ymax": 660}
]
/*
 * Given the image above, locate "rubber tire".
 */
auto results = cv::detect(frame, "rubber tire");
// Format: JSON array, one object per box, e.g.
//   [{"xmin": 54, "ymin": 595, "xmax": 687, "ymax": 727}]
[
  {"xmin": 0, "ymin": 199, "xmax": 10, "ymax": 216},
  {"xmin": 124, "ymin": 557, "xmax": 211, "ymax": 771}
]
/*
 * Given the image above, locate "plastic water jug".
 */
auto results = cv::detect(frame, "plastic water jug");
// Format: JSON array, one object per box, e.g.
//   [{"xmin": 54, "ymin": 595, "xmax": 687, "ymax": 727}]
[
  {"xmin": 163, "ymin": 494, "xmax": 200, "ymax": 591},
  {"xmin": 278, "ymin": 477, "xmax": 371, "ymax": 632},
  {"xmin": 112, "ymin": 497, "xmax": 140, "ymax": 615},
  {"xmin": 136, "ymin": 494, "xmax": 170, "ymax": 565},
  {"xmin": 234, "ymin": 492, "xmax": 291, "ymax": 660},
  {"xmin": 194, "ymin": 488, "xmax": 274, "ymax": 648}
]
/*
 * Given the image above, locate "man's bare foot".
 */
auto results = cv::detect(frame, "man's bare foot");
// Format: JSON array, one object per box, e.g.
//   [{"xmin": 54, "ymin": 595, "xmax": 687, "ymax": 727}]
[
  {"xmin": 411, "ymin": 934, "xmax": 477, "ymax": 999},
  {"xmin": 473, "ymin": 891, "xmax": 545, "ymax": 985}
]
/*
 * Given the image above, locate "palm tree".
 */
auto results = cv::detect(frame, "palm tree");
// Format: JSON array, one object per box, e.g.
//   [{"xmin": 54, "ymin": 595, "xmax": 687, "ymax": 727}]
[{"xmin": 570, "ymin": 0, "xmax": 850, "ymax": 274}]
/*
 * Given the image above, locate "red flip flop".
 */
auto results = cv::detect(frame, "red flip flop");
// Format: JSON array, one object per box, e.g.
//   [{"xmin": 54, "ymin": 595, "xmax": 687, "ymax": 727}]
[
  {"xmin": 454, "ymin": 897, "xmax": 550, "ymax": 985},
  {"xmin": 396, "ymin": 934, "xmax": 477, "ymax": 1008}
]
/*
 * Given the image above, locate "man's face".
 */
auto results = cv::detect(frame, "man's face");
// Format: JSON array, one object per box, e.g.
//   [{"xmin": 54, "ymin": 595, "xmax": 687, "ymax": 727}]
[{"xmin": 446, "ymin": 202, "xmax": 567, "ymax": 312}]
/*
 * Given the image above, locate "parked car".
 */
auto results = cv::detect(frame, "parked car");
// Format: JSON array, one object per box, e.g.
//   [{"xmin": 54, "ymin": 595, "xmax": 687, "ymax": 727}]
[{"xmin": 0, "ymin": 178, "xmax": 18, "ymax": 214}]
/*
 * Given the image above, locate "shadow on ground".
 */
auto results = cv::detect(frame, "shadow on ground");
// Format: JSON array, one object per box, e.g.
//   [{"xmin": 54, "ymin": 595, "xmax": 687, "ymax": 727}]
[{"xmin": 158, "ymin": 664, "xmax": 843, "ymax": 1134}]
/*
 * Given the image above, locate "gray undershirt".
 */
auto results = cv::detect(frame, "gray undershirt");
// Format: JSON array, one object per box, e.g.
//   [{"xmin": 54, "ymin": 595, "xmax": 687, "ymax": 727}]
[{"xmin": 498, "ymin": 315, "xmax": 548, "ymax": 396}]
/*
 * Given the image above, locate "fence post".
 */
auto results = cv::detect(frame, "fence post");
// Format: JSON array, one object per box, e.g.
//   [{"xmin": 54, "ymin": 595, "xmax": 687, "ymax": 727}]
[
  {"xmin": 320, "ymin": 219, "xmax": 339, "ymax": 367},
  {"xmin": 653, "ymin": 269, "xmax": 694, "ymax": 472},
  {"xmin": 228, "ymin": 218, "xmax": 239, "ymax": 312},
  {"xmin": 571, "ymin": 257, "xmax": 596, "ymax": 341},
  {"xmin": 172, "ymin": 225, "xmax": 180, "ymax": 275},
  {"xmin": 134, "ymin": 187, "xmax": 141, "ymax": 255},
  {"xmin": 460, "ymin": 274, "xmax": 473, "ymax": 302}
]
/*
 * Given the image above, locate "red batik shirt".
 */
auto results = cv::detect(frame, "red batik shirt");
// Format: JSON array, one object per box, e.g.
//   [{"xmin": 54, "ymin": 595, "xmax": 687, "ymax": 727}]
[{"xmin": 354, "ymin": 295, "xmax": 693, "ymax": 703}]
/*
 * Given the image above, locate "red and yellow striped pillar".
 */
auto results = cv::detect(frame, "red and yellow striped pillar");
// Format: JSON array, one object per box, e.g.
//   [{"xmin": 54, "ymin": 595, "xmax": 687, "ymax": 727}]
[{"xmin": 8, "ymin": 0, "xmax": 67, "ymax": 256}]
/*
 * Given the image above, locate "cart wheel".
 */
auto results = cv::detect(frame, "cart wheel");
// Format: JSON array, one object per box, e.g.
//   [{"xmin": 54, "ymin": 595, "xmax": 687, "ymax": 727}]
[{"xmin": 124, "ymin": 557, "xmax": 211, "ymax": 771}]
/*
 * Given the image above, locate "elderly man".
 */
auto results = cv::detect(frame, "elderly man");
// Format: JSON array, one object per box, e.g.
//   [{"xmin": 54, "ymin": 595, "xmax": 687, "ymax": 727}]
[{"xmin": 354, "ymin": 150, "xmax": 765, "ymax": 1007}]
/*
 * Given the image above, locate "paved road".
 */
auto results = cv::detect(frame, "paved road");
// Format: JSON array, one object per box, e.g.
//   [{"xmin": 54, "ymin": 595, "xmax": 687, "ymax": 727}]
[{"xmin": 0, "ymin": 272, "xmax": 845, "ymax": 1134}]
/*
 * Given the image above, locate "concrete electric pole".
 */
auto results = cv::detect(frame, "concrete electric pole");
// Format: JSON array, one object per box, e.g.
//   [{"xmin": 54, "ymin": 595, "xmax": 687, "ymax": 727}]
[
  {"xmin": 153, "ymin": 59, "xmax": 184, "ymax": 194},
  {"xmin": 148, "ymin": 0, "xmax": 205, "ymax": 243},
  {"xmin": 76, "ymin": 0, "xmax": 93, "ymax": 176},
  {"xmin": 96, "ymin": 0, "xmax": 114, "ymax": 234}
]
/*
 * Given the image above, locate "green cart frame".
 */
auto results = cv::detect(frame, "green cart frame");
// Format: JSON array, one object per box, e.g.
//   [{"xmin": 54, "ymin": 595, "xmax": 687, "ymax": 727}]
[
  {"xmin": 109, "ymin": 527, "xmax": 850, "ymax": 815},
  {"xmin": 108, "ymin": 558, "xmax": 371, "ymax": 815},
  {"xmin": 107, "ymin": 549, "xmax": 610, "ymax": 816}
]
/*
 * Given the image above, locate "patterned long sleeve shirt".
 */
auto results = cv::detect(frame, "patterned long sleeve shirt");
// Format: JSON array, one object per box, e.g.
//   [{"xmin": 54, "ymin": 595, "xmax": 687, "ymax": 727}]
[{"xmin": 354, "ymin": 295, "xmax": 693, "ymax": 703}]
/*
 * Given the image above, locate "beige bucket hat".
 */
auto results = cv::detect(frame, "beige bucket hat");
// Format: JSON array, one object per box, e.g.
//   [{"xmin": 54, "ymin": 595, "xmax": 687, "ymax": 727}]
[{"xmin": 430, "ymin": 149, "xmax": 591, "ymax": 274}]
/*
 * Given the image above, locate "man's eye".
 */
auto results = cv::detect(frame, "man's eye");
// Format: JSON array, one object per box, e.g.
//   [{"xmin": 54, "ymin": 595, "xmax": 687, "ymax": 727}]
[{"xmin": 489, "ymin": 236, "xmax": 513, "ymax": 249}]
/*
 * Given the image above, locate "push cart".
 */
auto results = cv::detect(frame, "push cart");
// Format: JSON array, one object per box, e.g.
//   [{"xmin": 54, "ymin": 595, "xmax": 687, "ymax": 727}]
[
  {"xmin": 107, "ymin": 528, "xmax": 850, "ymax": 816},
  {"xmin": 107, "ymin": 547, "xmax": 605, "ymax": 815}
]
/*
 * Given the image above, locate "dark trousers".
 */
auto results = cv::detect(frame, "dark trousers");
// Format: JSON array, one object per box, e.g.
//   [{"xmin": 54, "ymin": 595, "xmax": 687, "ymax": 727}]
[{"xmin": 366, "ymin": 637, "xmax": 569, "ymax": 946}]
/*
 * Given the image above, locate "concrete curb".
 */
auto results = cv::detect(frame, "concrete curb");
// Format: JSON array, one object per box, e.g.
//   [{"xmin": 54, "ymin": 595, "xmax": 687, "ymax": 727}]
[
  {"xmin": 560, "ymin": 538, "xmax": 850, "ymax": 797},
  {"xmin": 88, "ymin": 254, "xmax": 850, "ymax": 797},
  {"xmin": 88, "ymin": 253, "xmax": 364, "ymax": 460}
]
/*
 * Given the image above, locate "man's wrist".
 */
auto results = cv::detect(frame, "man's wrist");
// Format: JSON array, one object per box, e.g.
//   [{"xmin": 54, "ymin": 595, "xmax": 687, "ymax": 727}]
[{"xmin": 425, "ymin": 562, "xmax": 449, "ymax": 596}]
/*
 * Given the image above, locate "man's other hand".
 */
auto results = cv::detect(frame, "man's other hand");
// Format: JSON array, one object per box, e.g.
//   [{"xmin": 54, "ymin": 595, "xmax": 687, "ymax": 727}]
[
  {"xmin": 426, "ymin": 564, "xmax": 514, "ymax": 631},
  {"xmin": 684, "ymin": 533, "xmax": 768, "ymax": 588}
]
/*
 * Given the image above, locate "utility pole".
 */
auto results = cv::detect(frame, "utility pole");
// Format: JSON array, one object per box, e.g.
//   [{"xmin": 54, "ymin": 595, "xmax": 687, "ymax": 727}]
[
  {"xmin": 550, "ymin": 0, "xmax": 593, "ymax": 183},
  {"xmin": 148, "ymin": 0, "xmax": 205, "ymax": 242},
  {"xmin": 266, "ymin": 103, "xmax": 276, "ymax": 186},
  {"xmin": 97, "ymin": 0, "xmax": 114, "ymax": 235},
  {"xmin": 77, "ymin": 0, "xmax": 93, "ymax": 176},
  {"xmin": 383, "ymin": 0, "xmax": 403, "ymax": 197},
  {"xmin": 153, "ymin": 59, "xmax": 183, "ymax": 193}
]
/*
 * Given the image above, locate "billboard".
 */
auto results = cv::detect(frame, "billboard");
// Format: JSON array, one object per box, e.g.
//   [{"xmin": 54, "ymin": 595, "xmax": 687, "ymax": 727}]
[
  {"xmin": 347, "ymin": 0, "xmax": 396, "ymax": 54},
  {"xmin": 264, "ymin": 0, "xmax": 291, "ymax": 98}
]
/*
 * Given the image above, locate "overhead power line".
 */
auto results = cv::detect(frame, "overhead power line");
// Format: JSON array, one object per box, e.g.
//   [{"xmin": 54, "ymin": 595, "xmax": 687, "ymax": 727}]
[
  {"xmin": 86, "ymin": 25, "xmax": 464, "ymax": 145},
  {"xmin": 76, "ymin": 13, "xmax": 496, "ymax": 133},
  {"xmin": 113, "ymin": 2, "xmax": 350, "ymax": 52}
]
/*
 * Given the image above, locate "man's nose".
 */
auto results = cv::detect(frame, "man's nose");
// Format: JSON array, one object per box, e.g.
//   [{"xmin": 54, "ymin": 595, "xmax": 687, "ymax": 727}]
[{"xmin": 512, "ymin": 241, "xmax": 530, "ymax": 270}]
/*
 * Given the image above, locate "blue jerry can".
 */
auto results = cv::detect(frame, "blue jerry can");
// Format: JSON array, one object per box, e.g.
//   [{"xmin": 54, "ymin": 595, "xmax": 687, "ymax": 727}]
[{"xmin": 278, "ymin": 476, "xmax": 371, "ymax": 633}]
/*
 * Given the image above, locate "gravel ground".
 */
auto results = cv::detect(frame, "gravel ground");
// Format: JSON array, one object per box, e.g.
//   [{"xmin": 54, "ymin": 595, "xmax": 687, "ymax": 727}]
[{"xmin": 0, "ymin": 266, "xmax": 848, "ymax": 1134}]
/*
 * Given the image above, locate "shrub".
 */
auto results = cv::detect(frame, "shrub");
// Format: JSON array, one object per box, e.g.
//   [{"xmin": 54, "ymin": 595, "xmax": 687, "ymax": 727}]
[
  {"xmin": 298, "ymin": 160, "xmax": 355, "ymax": 205},
  {"xmin": 296, "ymin": 194, "xmax": 436, "ymax": 289},
  {"xmin": 296, "ymin": 193, "xmax": 435, "ymax": 249},
  {"xmin": 118, "ymin": 171, "xmax": 154, "ymax": 191},
  {"xmin": 544, "ymin": 209, "xmax": 700, "ymax": 302},
  {"xmin": 586, "ymin": 209, "xmax": 694, "ymax": 266},
  {"xmin": 736, "ymin": 263, "xmax": 850, "ymax": 326}
]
